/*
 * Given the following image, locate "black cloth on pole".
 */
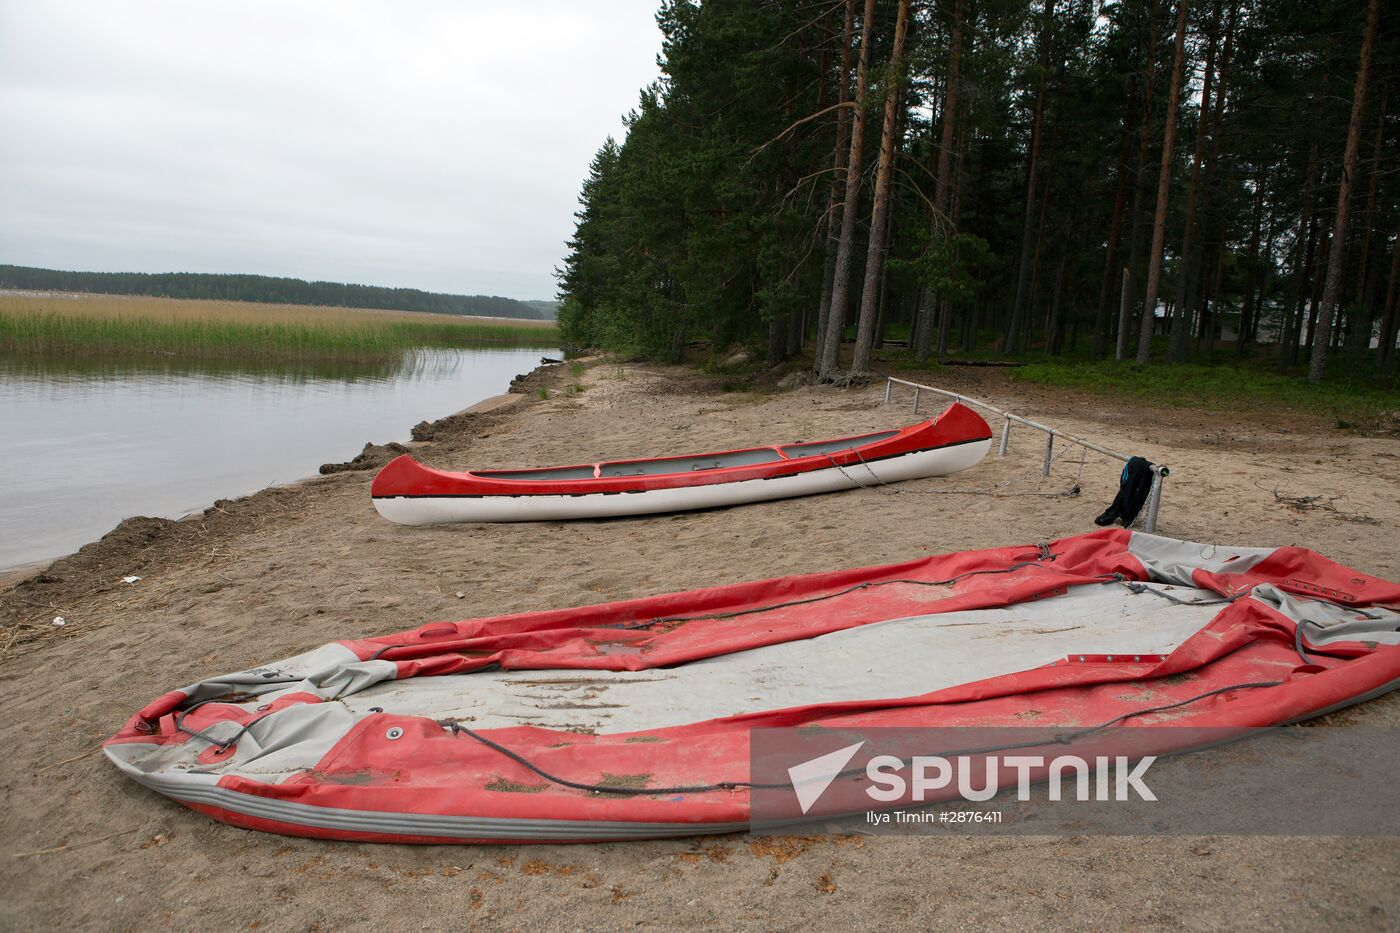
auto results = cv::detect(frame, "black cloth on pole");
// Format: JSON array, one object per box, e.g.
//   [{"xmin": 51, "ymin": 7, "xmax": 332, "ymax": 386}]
[{"xmin": 1094, "ymin": 456, "xmax": 1155, "ymax": 527}]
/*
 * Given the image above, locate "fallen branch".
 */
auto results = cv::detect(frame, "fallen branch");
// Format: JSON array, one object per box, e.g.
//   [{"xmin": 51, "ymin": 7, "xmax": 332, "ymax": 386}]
[
  {"xmin": 13, "ymin": 827, "xmax": 140, "ymax": 859},
  {"xmin": 1272, "ymin": 489, "xmax": 1379, "ymax": 525},
  {"xmin": 35, "ymin": 748, "xmax": 98, "ymax": 775}
]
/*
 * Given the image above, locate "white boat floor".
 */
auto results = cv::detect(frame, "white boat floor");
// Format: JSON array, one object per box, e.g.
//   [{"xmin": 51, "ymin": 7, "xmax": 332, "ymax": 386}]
[{"xmin": 341, "ymin": 583, "xmax": 1222, "ymax": 734}]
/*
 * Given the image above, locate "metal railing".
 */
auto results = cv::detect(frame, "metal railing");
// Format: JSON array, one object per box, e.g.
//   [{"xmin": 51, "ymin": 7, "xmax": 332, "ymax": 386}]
[{"xmin": 884, "ymin": 376, "xmax": 1169, "ymax": 533}]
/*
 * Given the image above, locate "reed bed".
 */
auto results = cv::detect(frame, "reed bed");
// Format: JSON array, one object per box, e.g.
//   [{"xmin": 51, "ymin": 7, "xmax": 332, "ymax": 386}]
[{"xmin": 0, "ymin": 293, "xmax": 558, "ymax": 362}]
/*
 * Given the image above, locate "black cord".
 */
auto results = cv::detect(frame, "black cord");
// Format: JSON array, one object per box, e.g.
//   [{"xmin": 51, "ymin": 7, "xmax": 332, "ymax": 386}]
[
  {"xmin": 1105, "ymin": 574, "xmax": 1246, "ymax": 607},
  {"xmin": 437, "ymin": 680, "xmax": 1284, "ymax": 796},
  {"xmin": 173, "ymin": 697, "xmax": 273, "ymax": 752}
]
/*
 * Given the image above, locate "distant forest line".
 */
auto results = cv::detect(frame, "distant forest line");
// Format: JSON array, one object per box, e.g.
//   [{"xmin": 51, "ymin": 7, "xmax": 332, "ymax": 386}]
[{"xmin": 0, "ymin": 265, "xmax": 557, "ymax": 321}]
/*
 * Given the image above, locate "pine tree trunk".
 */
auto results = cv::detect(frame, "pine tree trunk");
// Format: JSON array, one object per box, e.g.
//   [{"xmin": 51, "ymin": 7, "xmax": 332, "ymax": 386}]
[
  {"xmin": 767, "ymin": 314, "xmax": 788, "ymax": 367},
  {"xmin": 1279, "ymin": 158, "xmax": 1318, "ymax": 371},
  {"xmin": 814, "ymin": 0, "xmax": 856, "ymax": 367},
  {"xmin": 1303, "ymin": 228, "xmax": 1327, "ymax": 357},
  {"xmin": 1026, "ymin": 166, "xmax": 1056, "ymax": 350},
  {"xmin": 1378, "ymin": 225, "xmax": 1400, "ymax": 373},
  {"xmin": 1308, "ymin": 0, "xmax": 1379, "ymax": 382},
  {"xmin": 1247, "ymin": 213, "xmax": 1279, "ymax": 346},
  {"xmin": 1135, "ymin": 0, "xmax": 1190, "ymax": 365},
  {"xmin": 817, "ymin": 0, "xmax": 876, "ymax": 379},
  {"xmin": 851, "ymin": 0, "xmax": 912, "ymax": 376},
  {"xmin": 786, "ymin": 307, "xmax": 805, "ymax": 357},
  {"xmin": 1203, "ymin": 220, "xmax": 1228, "ymax": 358},
  {"xmin": 1345, "ymin": 85, "xmax": 1387, "ymax": 356},
  {"xmin": 1093, "ymin": 125, "xmax": 1133, "ymax": 357},
  {"xmin": 950, "ymin": 111, "xmax": 971, "ymax": 353},
  {"xmin": 1007, "ymin": 0, "xmax": 1056, "ymax": 355},
  {"xmin": 1167, "ymin": 0, "xmax": 1221, "ymax": 363},
  {"xmin": 1246, "ymin": 235, "xmax": 1269, "ymax": 346},
  {"xmin": 1118, "ymin": 0, "xmax": 1162, "ymax": 362},
  {"xmin": 1048, "ymin": 259, "xmax": 1067, "ymax": 355},
  {"xmin": 1237, "ymin": 182, "xmax": 1264, "ymax": 353},
  {"xmin": 915, "ymin": 0, "xmax": 964, "ymax": 364},
  {"xmin": 1188, "ymin": 0, "xmax": 1236, "ymax": 354}
]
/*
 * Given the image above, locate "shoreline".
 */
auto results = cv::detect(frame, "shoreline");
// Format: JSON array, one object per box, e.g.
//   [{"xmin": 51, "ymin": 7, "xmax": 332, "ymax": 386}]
[
  {"xmin": 0, "ymin": 359, "xmax": 551, "ymax": 583},
  {"xmin": 2, "ymin": 356, "xmax": 1398, "ymax": 930}
]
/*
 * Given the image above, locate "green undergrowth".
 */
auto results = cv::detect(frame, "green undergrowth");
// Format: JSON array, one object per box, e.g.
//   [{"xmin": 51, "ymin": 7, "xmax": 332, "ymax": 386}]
[{"xmin": 1014, "ymin": 359, "xmax": 1399, "ymax": 424}]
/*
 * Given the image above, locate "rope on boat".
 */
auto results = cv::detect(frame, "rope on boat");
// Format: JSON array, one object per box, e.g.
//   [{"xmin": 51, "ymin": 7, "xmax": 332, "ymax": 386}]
[{"xmin": 436, "ymin": 680, "xmax": 1287, "ymax": 797}]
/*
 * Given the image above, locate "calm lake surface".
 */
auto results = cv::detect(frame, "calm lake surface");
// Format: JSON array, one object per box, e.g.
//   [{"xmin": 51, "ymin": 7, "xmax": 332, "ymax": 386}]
[{"xmin": 0, "ymin": 347, "xmax": 555, "ymax": 570}]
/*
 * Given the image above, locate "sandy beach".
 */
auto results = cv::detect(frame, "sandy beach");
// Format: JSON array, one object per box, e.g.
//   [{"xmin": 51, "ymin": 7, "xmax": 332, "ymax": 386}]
[{"xmin": 2, "ymin": 358, "xmax": 1398, "ymax": 931}]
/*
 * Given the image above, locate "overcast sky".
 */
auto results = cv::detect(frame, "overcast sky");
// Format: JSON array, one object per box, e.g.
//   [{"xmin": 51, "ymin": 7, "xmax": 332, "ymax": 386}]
[{"xmin": 0, "ymin": 2, "xmax": 663, "ymax": 300}]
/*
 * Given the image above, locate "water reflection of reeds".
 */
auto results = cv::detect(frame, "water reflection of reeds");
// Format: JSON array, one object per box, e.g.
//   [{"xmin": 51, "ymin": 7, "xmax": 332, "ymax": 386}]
[{"xmin": 0, "ymin": 347, "xmax": 500, "ymax": 387}]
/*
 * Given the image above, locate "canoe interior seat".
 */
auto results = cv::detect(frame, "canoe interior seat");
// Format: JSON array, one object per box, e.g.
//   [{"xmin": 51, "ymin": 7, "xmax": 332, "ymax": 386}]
[
  {"xmin": 779, "ymin": 429, "xmax": 899, "ymax": 458},
  {"xmin": 599, "ymin": 447, "xmax": 784, "ymax": 477},
  {"xmin": 467, "ymin": 430, "xmax": 902, "ymax": 482},
  {"xmin": 474, "ymin": 465, "xmax": 600, "ymax": 481}
]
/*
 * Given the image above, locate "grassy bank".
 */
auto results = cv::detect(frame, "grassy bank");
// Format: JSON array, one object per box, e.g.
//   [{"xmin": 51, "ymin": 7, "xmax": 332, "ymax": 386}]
[
  {"xmin": 1012, "ymin": 358, "xmax": 1399, "ymax": 424},
  {"xmin": 0, "ymin": 293, "xmax": 558, "ymax": 362},
  {"xmin": 878, "ymin": 331, "xmax": 1398, "ymax": 424}
]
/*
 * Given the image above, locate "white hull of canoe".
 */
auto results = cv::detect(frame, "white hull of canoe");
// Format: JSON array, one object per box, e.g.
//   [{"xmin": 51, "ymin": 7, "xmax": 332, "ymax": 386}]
[{"xmin": 373, "ymin": 438, "xmax": 991, "ymax": 525}]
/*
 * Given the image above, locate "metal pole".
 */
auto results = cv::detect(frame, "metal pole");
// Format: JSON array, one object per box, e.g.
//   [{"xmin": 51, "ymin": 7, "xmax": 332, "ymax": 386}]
[
  {"xmin": 883, "ymin": 377, "xmax": 1172, "ymax": 530},
  {"xmin": 1143, "ymin": 467, "xmax": 1167, "ymax": 533},
  {"xmin": 884, "ymin": 378, "xmax": 893, "ymax": 404}
]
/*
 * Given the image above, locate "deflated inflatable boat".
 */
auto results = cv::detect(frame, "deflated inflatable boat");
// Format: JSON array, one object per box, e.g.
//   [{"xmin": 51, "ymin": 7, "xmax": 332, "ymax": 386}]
[{"xmin": 105, "ymin": 530, "xmax": 1400, "ymax": 843}]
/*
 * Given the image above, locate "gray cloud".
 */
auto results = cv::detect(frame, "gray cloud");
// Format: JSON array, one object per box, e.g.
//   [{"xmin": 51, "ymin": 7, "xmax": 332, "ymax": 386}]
[{"xmin": 0, "ymin": 1, "xmax": 662, "ymax": 299}]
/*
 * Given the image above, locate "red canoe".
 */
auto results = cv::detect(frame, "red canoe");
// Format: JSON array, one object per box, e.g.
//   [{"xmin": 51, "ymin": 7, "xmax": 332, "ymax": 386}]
[{"xmin": 370, "ymin": 402, "xmax": 993, "ymax": 524}]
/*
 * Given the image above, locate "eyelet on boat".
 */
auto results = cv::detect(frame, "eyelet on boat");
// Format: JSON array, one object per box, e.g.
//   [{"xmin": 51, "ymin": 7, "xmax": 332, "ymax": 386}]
[{"xmin": 385, "ymin": 727, "xmax": 404, "ymax": 740}]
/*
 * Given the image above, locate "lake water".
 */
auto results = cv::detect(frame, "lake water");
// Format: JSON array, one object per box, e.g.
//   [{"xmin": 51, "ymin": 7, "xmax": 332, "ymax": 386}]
[{"xmin": 0, "ymin": 347, "xmax": 554, "ymax": 570}]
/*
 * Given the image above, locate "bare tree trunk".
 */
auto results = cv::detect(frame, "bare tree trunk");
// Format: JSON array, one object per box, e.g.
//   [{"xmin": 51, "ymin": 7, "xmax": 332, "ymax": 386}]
[
  {"xmin": 1135, "ymin": 0, "xmax": 1190, "ymax": 365},
  {"xmin": 1203, "ymin": 216, "xmax": 1228, "ymax": 358},
  {"xmin": 915, "ymin": 0, "xmax": 964, "ymax": 364},
  {"xmin": 1007, "ymin": 0, "xmax": 1057, "ymax": 355},
  {"xmin": 932, "ymin": 0, "xmax": 965, "ymax": 364},
  {"xmin": 1304, "ymin": 228, "xmax": 1328, "ymax": 357},
  {"xmin": 1345, "ymin": 85, "xmax": 1387, "ymax": 356},
  {"xmin": 1237, "ymin": 182, "xmax": 1264, "ymax": 354},
  {"xmin": 1118, "ymin": 0, "xmax": 1162, "ymax": 361},
  {"xmin": 1279, "ymin": 153, "xmax": 1319, "ymax": 371},
  {"xmin": 873, "ymin": 196, "xmax": 899, "ymax": 348},
  {"xmin": 1026, "ymin": 165, "xmax": 1056, "ymax": 350},
  {"xmin": 1048, "ymin": 259, "xmax": 1068, "ymax": 355},
  {"xmin": 817, "ymin": 0, "xmax": 876, "ymax": 379},
  {"xmin": 851, "ymin": 0, "xmax": 912, "ymax": 376},
  {"xmin": 1191, "ymin": 0, "xmax": 1236, "ymax": 350},
  {"xmin": 1167, "ymin": 0, "xmax": 1221, "ymax": 363},
  {"xmin": 1308, "ymin": 0, "xmax": 1379, "ymax": 383},
  {"xmin": 814, "ymin": 0, "xmax": 856, "ymax": 360},
  {"xmin": 1249, "ymin": 213, "xmax": 1280, "ymax": 346},
  {"xmin": 1379, "ymin": 225, "xmax": 1400, "ymax": 373},
  {"xmin": 1094, "ymin": 125, "xmax": 1133, "ymax": 357}
]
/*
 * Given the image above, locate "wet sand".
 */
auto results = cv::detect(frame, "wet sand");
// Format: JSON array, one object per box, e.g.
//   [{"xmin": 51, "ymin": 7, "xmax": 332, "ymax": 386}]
[{"xmin": 2, "ymin": 357, "xmax": 1398, "ymax": 931}]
